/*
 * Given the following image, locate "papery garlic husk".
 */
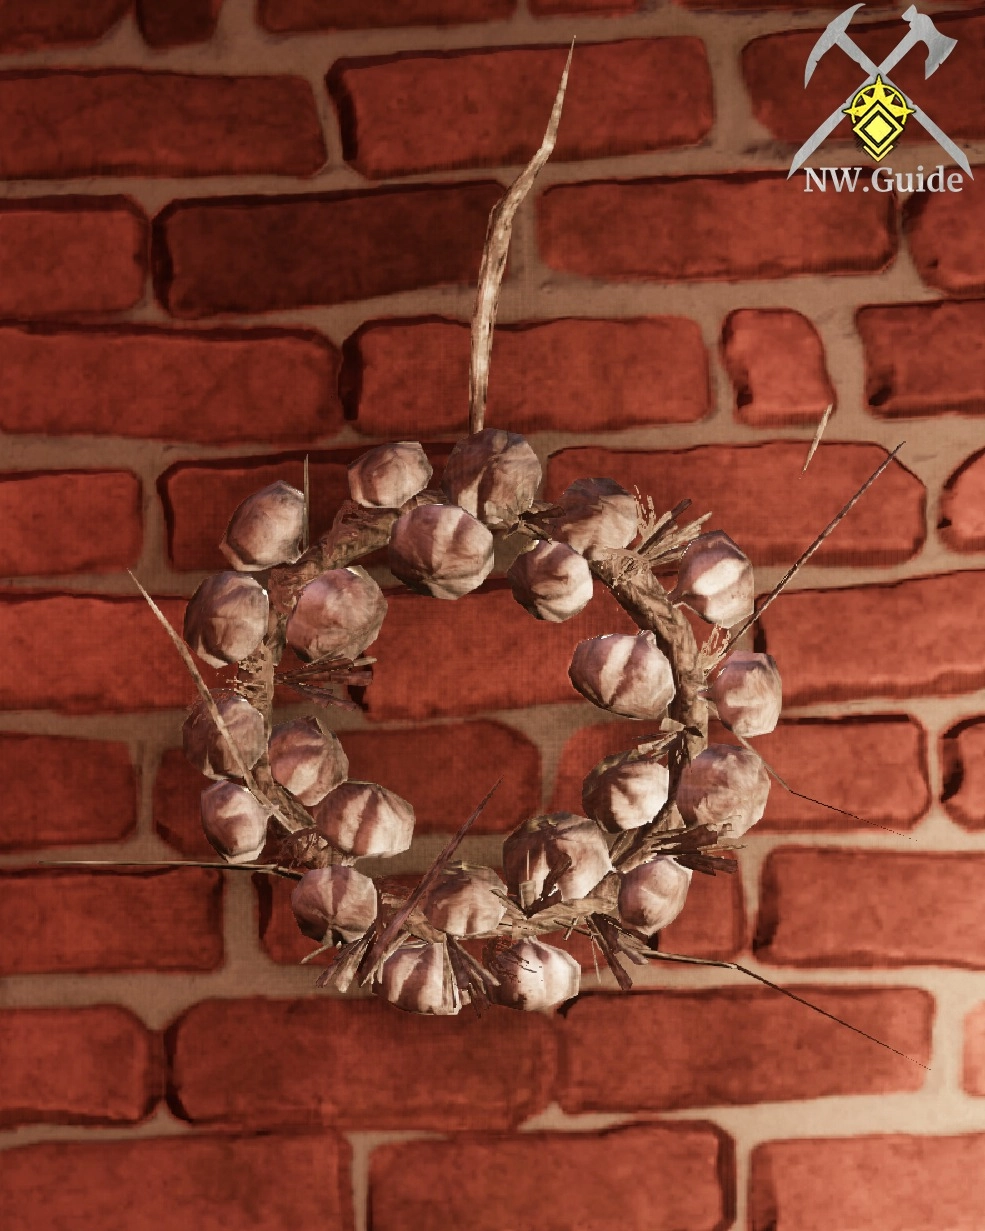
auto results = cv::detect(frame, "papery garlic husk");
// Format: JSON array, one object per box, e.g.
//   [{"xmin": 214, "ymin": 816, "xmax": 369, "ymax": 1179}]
[
  {"xmin": 422, "ymin": 864, "xmax": 507, "ymax": 938},
  {"xmin": 502, "ymin": 812, "xmax": 613, "ymax": 906},
  {"xmin": 348, "ymin": 441, "xmax": 433, "ymax": 509},
  {"xmin": 441, "ymin": 428, "xmax": 542, "ymax": 530},
  {"xmin": 569, "ymin": 630, "xmax": 676, "ymax": 719},
  {"xmin": 220, "ymin": 480, "xmax": 304, "ymax": 571},
  {"xmin": 377, "ymin": 940, "xmax": 462, "ymax": 1015},
  {"xmin": 707, "ymin": 651, "xmax": 782, "ymax": 737},
  {"xmin": 183, "ymin": 571, "xmax": 270, "ymax": 669},
  {"xmin": 582, "ymin": 749, "xmax": 671, "ymax": 832},
  {"xmin": 200, "ymin": 780, "xmax": 270, "ymax": 863},
  {"xmin": 549, "ymin": 477, "xmax": 639, "ymax": 556},
  {"xmin": 507, "ymin": 539, "xmax": 594, "ymax": 623},
  {"xmin": 267, "ymin": 716, "xmax": 349, "ymax": 806},
  {"xmin": 291, "ymin": 866, "xmax": 378, "ymax": 943},
  {"xmin": 618, "ymin": 856, "xmax": 692, "ymax": 935},
  {"xmin": 182, "ymin": 691, "xmax": 266, "ymax": 781},
  {"xmin": 489, "ymin": 938, "xmax": 581, "ymax": 1011},
  {"xmin": 670, "ymin": 530, "xmax": 754, "ymax": 628},
  {"xmin": 312, "ymin": 780, "xmax": 415, "ymax": 857},
  {"xmin": 388, "ymin": 503, "xmax": 494, "ymax": 600},
  {"xmin": 676, "ymin": 743, "xmax": 770, "ymax": 838},
  {"xmin": 285, "ymin": 565, "xmax": 387, "ymax": 663}
]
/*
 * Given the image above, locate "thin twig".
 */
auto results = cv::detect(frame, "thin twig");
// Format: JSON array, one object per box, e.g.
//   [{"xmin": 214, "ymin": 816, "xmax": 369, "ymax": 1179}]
[
  {"xmin": 302, "ymin": 454, "xmax": 310, "ymax": 552},
  {"xmin": 36, "ymin": 858, "xmax": 304, "ymax": 880},
  {"xmin": 802, "ymin": 403, "xmax": 833, "ymax": 472}
]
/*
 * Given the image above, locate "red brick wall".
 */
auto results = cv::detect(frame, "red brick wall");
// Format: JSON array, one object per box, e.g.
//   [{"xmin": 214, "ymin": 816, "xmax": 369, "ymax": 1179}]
[{"xmin": 2, "ymin": 1, "xmax": 984, "ymax": 1228}]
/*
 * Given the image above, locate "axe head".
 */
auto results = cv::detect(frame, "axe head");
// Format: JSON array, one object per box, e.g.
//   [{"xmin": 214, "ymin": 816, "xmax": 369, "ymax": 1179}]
[
  {"xmin": 805, "ymin": 4, "xmax": 866, "ymax": 86},
  {"xmin": 901, "ymin": 7, "xmax": 957, "ymax": 77}
]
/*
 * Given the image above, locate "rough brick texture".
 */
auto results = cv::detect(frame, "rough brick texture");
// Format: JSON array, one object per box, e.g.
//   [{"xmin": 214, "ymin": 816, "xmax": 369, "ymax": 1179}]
[
  {"xmin": 169, "ymin": 996, "xmax": 555, "ymax": 1129},
  {"xmin": 906, "ymin": 176, "xmax": 985, "ymax": 294},
  {"xmin": 532, "ymin": 0, "xmax": 644, "ymax": 11},
  {"xmin": 0, "ymin": 470, "xmax": 141, "ymax": 575},
  {"xmin": 0, "ymin": 326, "xmax": 340, "ymax": 444},
  {"xmin": 137, "ymin": 0, "xmax": 222, "ymax": 47},
  {"xmin": 155, "ymin": 183, "xmax": 503, "ymax": 317},
  {"xmin": 749, "ymin": 1135, "xmax": 985, "ymax": 1231},
  {"xmin": 656, "ymin": 863, "xmax": 745, "ymax": 959},
  {"xmin": 0, "ymin": 1006, "xmax": 161, "ymax": 1128},
  {"xmin": 0, "ymin": 1134, "xmax": 353, "ymax": 1231},
  {"xmin": 0, "ymin": 869, "xmax": 223, "ymax": 974},
  {"xmin": 152, "ymin": 748, "xmax": 213, "ymax": 857},
  {"xmin": 941, "ymin": 450, "xmax": 985, "ymax": 551},
  {"xmin": 0, "ymin": 72, "xmax": 324, "ymax": 179},
  {"xmin": 347, "ymin": 316, "xmax": 710, "ymax": 436},
  {"xmin": 0, "ymin": 199, "xmax": 146, "ymax": 316},
  {"xmin": 0, "ymin": 0, "xmax": 129, "ymax": 52},
  {"xmin": 330, "ymin": 41, "xmax": 712, "ymax": 178},
  {"xmin": 369, "ymin": 1123, "xmax": 729, "ymax": 1231},
  {"xmin": 756, "ymin": 849, "xmax": 985, "ymax": 967},
  {"xmin": 539, "ymin": 174, "xmax": 895, "ymax": 281},
  {"xmin": 942, "ymin": 718, "xmax": 985, "ymax": 830},
  {"xmin": 963, "ymin": 1002, "xmax": 985, "ymax": 1096},
  {"xmin": 722, "ymin": 309, "xmax": 835, "ymax": 426},
  {"xmin": 260, "ymin": 0, "xmax": 515, "ymax": 31},
  {"xmin": 0, "ymin": 734, "xmax": 137, "ymax": 851}
]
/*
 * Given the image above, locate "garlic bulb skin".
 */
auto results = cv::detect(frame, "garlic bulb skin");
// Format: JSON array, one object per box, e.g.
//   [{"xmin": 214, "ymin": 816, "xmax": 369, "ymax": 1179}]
[
  {"xmin": 489, "ymin": 938, "xmax": 581, "ymax": 1011},
  {"xmin": 549, "ymin": 477, "xmax": 638, "ymax": 556},
  {"xmin": 182, "ymin": 691, "xmax": 266, "ymax": 781},
  {"xmin": 676, "ymin": 743, "xmax": 770, "ymax": 838},
  {"xmin": 388, "ymin": 503, "xmax": 494, "ymax": 600},
  {"xmin": 200, "ymin": 780, "xmax": 269, "ymax": 864},
  {"xmin": 569, "ymin": 631, "xmax": 676, "ymax": 720},
  {"xmin": 670, "ymin": 531, "xmax": 754, "ymax": 628},
  {"xmin": 312, "ymin": 780, "xmax": 415, "ymax": 858},
  {"xmin": 507, "ymin": 539, "xmax": 594, "ymax": 623},
  {"xmin": 441, "ymin": 428, "xmax": 542, "ymax": 530},
  {"xmin": 502, "ymin": 812, "xmax": 613, "ymax": 906},
  {"xmin": 285, "ymin": 566, "xmax": 387, "ymax": 663},
  {"xmin": 707, "ymin": 651, "xmax": 782, "ymax": 737},
  {"xmin": 378, "ymin": 940, "xmax": 461, "ymax": 1015},
  {"xmin": 618, "ymin": 857, "xmax": 692, "ymax": 935},
  {"xmin": 184, "ymin": 571, "xmax": 269, "ymax": 669},
  {"xmin": 220, "ymin": 480, "xmax": 304, "ymax": 571},
  {"xmin": 348, "ymin": 441, "xmax": 433, "ymax": 509},
  {"xmin": 291, "ymin": 866, "xmax": 378, "ymax": 943},
  {"xmin": 267, "ymin": 716, "xmax": 349, "ymax": 806},
  {"xmin": 582, "ymin": 749, "xmax": 671, "ymax": 832},
  {"xmin": 422, "ymin": 865, "xmax": 507, "ymax": 938}
]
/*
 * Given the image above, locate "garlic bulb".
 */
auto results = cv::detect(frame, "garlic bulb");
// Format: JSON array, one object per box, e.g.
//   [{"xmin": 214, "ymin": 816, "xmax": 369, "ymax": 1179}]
[
  {"xmin": 676, "ymin": 743, "xmax": 770, "ymax": 838},
  {"xmin": 291, "ymin": 866, "xmax": 378, "ymax": 943},
  {"xmin": 489, "ymin": 938, "xmax": 581, "ymax": 1011},
  {"xmin": 569, "ymin": 631, "xmax": 676, "ymax": 719},
  {"xmin": 377, "ymin": 940, "xmax": 461, "ymax": 1015},
  {"xmin": 388, "ymin": 503, "xmax": 494, "ymax": 600},
  {"xmin": 183, "ymin": 571, "xmax": 269, "ymax": 669},
  {"xmin": 267, "ymin": 716, "xmax": 349, "ymax": 806},
  {"xmin": 582, "ymin": 748, "xmax": 670, "ymax": 832},
  {"xmin": 707, "ymin": 651, "xmax": 782, "ymax": 737},
  {"xmin": 220, "ymin": 480, "xmax": 304, "ymax": 571},
  {"xmin": 312, "ymin": 780, "xmax": 415, "ymax": 857},
  {"xmin": 200, "ymin": 780, "xmax": 269, "ymax": 863},
  {"xmin": 182, "ymin": 691, "xmax": 266, "ymax": 781},
  {"xmin": 670, "ymin": 531, "xmax": 754, "ymax": 628},
  {"xmin": 285, "ymin": 565, "xmax": 386, "ymax": 663},
  {"xmin": 348, "ymin": 441, "xmax": 433, "ymax": 509},
  {"xmin": 549, "ymin": 477, "xmax": 638, "ymax": 556},
  {"xmin": 503, "ymin": 812, "xmax": 613, "ymax": 906},
  {"xmin": 507, "ymin": 539, "xmax": 594, "ymax": 623},
  {"xmin": 440, "ymin": 428, "xmax": 541, "ymax": 530},
  {"xmin": 422, "ymin": 864, "xmax": 507, "ymax": 938},
  {"xmin": 618, "ymin": 856, "xmax": 692, "ymax": 935}
]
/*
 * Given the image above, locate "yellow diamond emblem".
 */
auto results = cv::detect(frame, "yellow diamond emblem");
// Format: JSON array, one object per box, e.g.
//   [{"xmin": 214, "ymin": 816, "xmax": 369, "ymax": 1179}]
[{"xmin": 843, "ymin": 75, "xmax": 915, "ymax": 162}]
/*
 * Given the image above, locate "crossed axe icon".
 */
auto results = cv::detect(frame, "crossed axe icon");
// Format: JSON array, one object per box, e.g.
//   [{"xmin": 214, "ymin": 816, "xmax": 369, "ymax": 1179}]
[{"xmin": 788, "ymin": 4, "xmax": 972, "ymax": 178}]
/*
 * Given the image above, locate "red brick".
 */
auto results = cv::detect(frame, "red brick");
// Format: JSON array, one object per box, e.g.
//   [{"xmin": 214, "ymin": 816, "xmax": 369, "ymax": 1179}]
[
  {"xmin": 155, "ymin": 183, "xmax": 503, "ymax": 318},
  {"xmin": 369, "ymin": 1123, "xmax": 729, "ymax": 1231},
  {"xmin": 0, "ymin": 734, "xmax": 137, "ymax": 851},
  {"xmin": 0, "ymin": 1133, "xmax": 352, "ymax": 1231},
  {"xmin": 0, "ymin": 869, "xmax": 222, "ymax": 974},
  {"xmin": 0, "ymin": 198, "xmax": 146, "ymax": 316},
  {"xmin": 152, "ymin": 747, "xmax": 212, "ymax": 857},
  {"xmin": 0, "ymin": 72, "xmax": 323, "ymax": 179},
  {"xmin": 546, "ymin": 443, "xmax": 923, "ymax": 566},
  {"xmin": 347, "ymin": 316, "xmax": 709, "ymax": 437},
  {"xmin": 722, "ymin": 309, "xmax": 835, "ymax": 426},
  {"xmin": 538, "ymin": 173, "xmax": 895, "ymax": 282},
  {"xmin": 859, "ymin": 301, "xmax": 985, "ymax": 419},
  {"xmin": 658, "ymin": 864, "xmax": 745, "ymax": 960},
  {"xmin": 0, "ymin": 470, "xmax": 141, "ymax": 576},
  {"xmin": 256, "ymin": 874, "xmax": 332, "ymax": 965},
  {"xmin": 559, "ymin": 986, "xmax": 929, "ymax": 1113},
  {"xmin": 169, "ymin": 995, "xmax": 555, "ymax": 1129},
  {"xmin": 942, "ymin": 718, "xmax": 985, "ymax": 831},
  {"xmin": 260, "ymin": 0, "xmax": 513, "ymax": 30},
  {"xmin": 941, "ymin": 449, "xmax": 985, "ymax": 551},
  {"xmin": 906, "ymin": 176, "xmax": 985, "ymax": 293},
  {"xmin": 0, "ymin": 0, "xmax": 129, "ymax": 51},
  {"xmin": 532, "ymin": 0, "xmax": 643, "ymax": 11},
  {"xmin": 137, "ymin": 0, "xmax": 221, "ymax": 46},
  {"xmin": 0, "ymin": 325, "xmax": 340, "ymax": 445},
  {"xmin": 750, "ymin": 1135, "xmax": 985, "ymax": 1231},
  {"xmin": 756, "ymin": 849, "xmax": 985, "ymax": 968},
  {"xmin": 964, "ymin": 1002, "xmax": 985, "ymax": 1095},
  {"xmin": 0, "ymin": 593, "xmax": 222, "ymax": 713},
  {"xmin": 683, "ymin": 0, "xmax": 895, "ymax": 7},
  {"xmin": 0, "ymin": 1006, "xmax": 161, "ymax": 1128},
  {"xmin": 330, "ymin": 41, "xmax": 711, "ymax": 179},
  {"xmin": 758, "ymin": 572, "xmax": 985, "ymax": 706}
]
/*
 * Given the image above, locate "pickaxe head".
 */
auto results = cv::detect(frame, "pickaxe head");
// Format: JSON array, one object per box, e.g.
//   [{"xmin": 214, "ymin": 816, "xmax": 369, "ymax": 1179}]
[
  {"xmin": 901, "ymin": 5, "xmax": 957, "ymax": 77},
  {"xmin": 805, "ymin": 4, "xmax": 866, "ymax": 86}
]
